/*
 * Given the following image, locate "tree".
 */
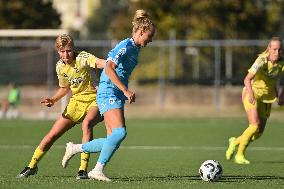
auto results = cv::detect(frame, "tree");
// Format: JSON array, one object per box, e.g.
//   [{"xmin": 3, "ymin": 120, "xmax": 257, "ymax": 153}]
[
  {"xmin": 127, "ymin": 0, "xmax": 284, "ymax": 83},
  {"xmin": 0, "ymin": 0, "xmax": 61, "ymax": 29},
  {"xmin": 85, "ymin": 0, "xmax": 284, "ymax": 84},
  {"xmin": 126, "ymin": 0, "xmax": 284, "ymax": 40},
  {"xmin": 86, "ymin": 0, "xmax": 128, "ymax": 40}
]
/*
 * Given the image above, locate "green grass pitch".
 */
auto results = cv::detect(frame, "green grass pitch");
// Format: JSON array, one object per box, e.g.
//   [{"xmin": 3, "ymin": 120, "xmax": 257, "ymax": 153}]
[{"xmin": 0, "ymin": 117, "xmax": 283, "ymax": 189}]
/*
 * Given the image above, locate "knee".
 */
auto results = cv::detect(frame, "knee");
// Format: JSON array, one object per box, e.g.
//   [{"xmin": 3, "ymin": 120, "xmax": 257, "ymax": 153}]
[
  {"xmin": 82, "ymin": 114, "xmax": 103, "ymax": 129},
  {"xmin": 82, "ymin": 120, "xmax": 92, "ymax": 133},
  {"xmin": 110, "ymin": 127, "xmax": 127, "ymax": 144}
]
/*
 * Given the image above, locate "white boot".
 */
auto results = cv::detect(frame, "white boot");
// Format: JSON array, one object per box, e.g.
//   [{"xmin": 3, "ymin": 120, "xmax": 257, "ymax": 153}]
[
  {"xmin": 62, "ymin": 142, "xmax": 82, "ymax": 168},
  {"xmin": 88, "ymin": 169, "xmax": 111, "ymax": 182}
]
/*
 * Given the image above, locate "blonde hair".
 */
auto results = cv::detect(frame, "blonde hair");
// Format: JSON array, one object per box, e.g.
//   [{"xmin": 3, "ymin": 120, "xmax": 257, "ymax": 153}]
[
  {"xmin": 132, "ymin": 10, "xmax": 155, "ymax": 34},
  {"xmin": 261, "ymin": 37, "xmax": 283, "ymax": 56},
  {"xmin": 55, "ymin": 34, "xmax": 74, "ymax": 51}
]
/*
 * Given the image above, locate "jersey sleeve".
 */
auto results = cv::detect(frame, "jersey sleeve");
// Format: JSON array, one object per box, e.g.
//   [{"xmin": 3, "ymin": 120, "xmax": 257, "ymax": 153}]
[
  {"xmin": 79, "ymin": 51, "xmax": 98, "ymax": 69},
  {"xmin": 248, "ymin": 56, "xmax": 265, "ymax": 75},
  {"xmin": 56, "ymin": 63, "xmax": 69, "ymax": 87},
  {"xmin": 106, "ymin": 47, "xmax": 127, "ymax": 65}
]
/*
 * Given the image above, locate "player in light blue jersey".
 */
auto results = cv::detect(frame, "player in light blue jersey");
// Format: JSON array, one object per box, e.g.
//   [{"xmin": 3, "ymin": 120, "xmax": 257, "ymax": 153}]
[
  {"xmin": 97, "ymin": 37, "xmax": 139, "ymax": 105},
  {"xmin": 62, "ymin": 9, "xmax": 156, "ymax": 181}
]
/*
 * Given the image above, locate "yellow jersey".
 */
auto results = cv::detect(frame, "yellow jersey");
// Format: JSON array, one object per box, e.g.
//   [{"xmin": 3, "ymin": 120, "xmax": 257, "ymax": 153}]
[
  {"xmin": 56, "ymin": 51, "xmax": 100, "ymax": 96},
  {"xmin": 248, "ymin": 53, "xmax": 284, "ymax": 103}
]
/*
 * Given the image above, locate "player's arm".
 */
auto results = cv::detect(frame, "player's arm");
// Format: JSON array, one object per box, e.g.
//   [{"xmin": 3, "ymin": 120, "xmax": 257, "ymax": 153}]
[
  {"xmin": 95, "ymin": 58, "xmax": 106, "ymax": 69},
  {"xmin": 40, "ymin": 86, "xmax": 70, "ymax": 107},
  {"xmin": 84, "ymin": 52, "xmax": 105, "ymax": 69},
  {"xmin": 245, "ymin": 56, "xmax": 263, "ymax": 104},
  {"xmin": 105, "ymin": 61, "xmax": 135, "ymax": 104},
  {"xmin": 244, "ymin": 72, "xmax": 255, "ymax": 104}
]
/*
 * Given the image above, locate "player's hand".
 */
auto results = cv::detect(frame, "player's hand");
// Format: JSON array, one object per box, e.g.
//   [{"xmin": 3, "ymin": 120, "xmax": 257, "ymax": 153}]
[
  {"xmin": 40, "ymin": 98, "xmax": 55, "ymax": 107},
  {"xmin": 249, "ymin": 94, "xmax": 255, "ymax": 105},
  {"xmin": 123, "ymin": 89, "xmax": 135, "ymax": 104}
]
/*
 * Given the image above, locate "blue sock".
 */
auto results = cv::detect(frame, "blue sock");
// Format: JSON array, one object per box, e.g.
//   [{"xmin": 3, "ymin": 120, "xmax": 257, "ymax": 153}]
[
  {"xmin": 82, "ymin": 138, "xmax": 106, "ymax": 153},
  {"xmin": 97, "ymin": 127, "xmax": 127, "ymax": 165}
]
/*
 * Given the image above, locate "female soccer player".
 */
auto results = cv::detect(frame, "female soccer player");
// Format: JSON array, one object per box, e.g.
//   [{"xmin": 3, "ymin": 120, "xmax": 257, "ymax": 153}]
[
  {"xmin": 61, "ymin": 10, "xmax": 156, "ymax": 181},
  {"xmin": 17, "ymin": 34, "xmax": 105, "ymax": 179},
  {"xmin": 226, "ymin": 37, "xmax": 284, "ymax": 164}
]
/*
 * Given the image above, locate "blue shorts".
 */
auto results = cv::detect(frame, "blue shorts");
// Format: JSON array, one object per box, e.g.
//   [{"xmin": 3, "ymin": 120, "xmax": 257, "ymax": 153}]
[{"xmin": 97, "ymin": 93, "xmax": 125, "ymax": 115}]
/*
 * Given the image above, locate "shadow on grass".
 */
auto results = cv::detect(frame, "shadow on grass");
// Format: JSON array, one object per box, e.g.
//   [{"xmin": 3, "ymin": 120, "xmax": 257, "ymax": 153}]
[
  {"xmin": 110, "ymin": 175, "xmax": 284, "ymax": 182},
  {"xmin": 222, "ymin": 175, "xmax": 284, "ymax": 181},
  {"xmin": 42, "ymin": 174, "xmax": 284, "ymax": 183},
  {"xmin": 111, "ymin": 175, "xmax": 201, "ymax": 182},
  {"xmin": 254, "ymin": 161, "xmax": 284, "ymax": 164}
]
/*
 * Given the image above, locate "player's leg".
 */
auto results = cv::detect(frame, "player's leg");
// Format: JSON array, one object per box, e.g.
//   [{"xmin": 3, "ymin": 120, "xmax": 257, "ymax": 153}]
[
  {"xmin": 88, "ymin": 108, "xmax": 126, "ymax": 182},
  {"xmin": 62, "ymin": 123, "xmax": 111, "ymax": 160},
  {"xmin": 225, "ymin": 136, "xmax": 237, "ymax": 160},
  {"xmin": 251, "ymin": 103, "xmax": 270, "ymax": 141},
  {"xmin": 226, "ymin": 88, "xmax": 246, "ymax": 160},
  {"xmin": 17, "ymin": 116, "xmax": 75, "ymax": 178},
  {"xmin": 62, "ymin": 137, "xmax": 108, "ymax": 169},
  {"xmin": 234, "ymin": 92, "xmax": 260, "ymax": 164},
  {"xmin": 77, "ymin": 106, "xmax": 103, "ymax": 179},
  {"xmin": 0, "ymin": 100, "xmax": 10, "ymax": 118},
  {"xmin": 234, "ymin": 123, "xmax": 258, "ymax": 164},
  {"xmin": 62, "ymin": 98, "xmax": 108, "ymax": 176},
  {"xmin": 251, "ymin": 118, "xmax": 266, "ymax": 141}
]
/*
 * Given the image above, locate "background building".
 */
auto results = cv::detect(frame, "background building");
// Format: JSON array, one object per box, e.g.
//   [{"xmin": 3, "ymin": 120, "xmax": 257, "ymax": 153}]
[{"xmin": 53, "ymin": 0, "xmax": 100, "ymax": 38}]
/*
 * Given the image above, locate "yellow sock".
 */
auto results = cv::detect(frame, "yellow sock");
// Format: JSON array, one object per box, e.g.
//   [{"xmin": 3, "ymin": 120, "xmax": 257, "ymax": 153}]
[
  {"xmin": 28, "ymin": 147, "xmax": 45, "ymax": 168},
  {"xmin": 251, "ymin": 131, "xmax": 261, "ymax": 141},
  {"xmin": 234, "ymin": 136, "xmax": 241, "ymax": 145},
  {"xmin": 79, "ymin": 152, "xmax": 90, "ymax": 171},
  {"xmin": 236, "ymin": 124, "xmax": 258, "ymax": 156}
]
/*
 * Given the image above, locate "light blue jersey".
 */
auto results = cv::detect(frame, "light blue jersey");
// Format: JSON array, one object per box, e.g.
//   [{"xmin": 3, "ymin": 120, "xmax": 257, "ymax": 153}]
[{"xmin": 97, "ymin": 38, "xmax": 140, "ymax": 114}]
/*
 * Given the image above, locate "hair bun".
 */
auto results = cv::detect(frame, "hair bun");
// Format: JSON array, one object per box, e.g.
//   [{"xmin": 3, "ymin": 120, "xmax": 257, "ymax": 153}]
[{"xmin": 132, "ymin": 10, "xmax": 149, "ymax": 25}]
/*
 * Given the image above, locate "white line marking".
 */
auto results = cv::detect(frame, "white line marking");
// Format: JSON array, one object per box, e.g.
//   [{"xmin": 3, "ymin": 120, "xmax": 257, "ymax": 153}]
[{"xmin": 0, "ymin": 145, "xmax": 284, "ymax": 151}]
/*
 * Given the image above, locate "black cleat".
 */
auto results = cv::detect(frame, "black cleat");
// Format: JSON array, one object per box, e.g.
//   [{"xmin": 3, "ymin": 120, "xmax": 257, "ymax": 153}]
[
  {"xmin": 76, "ymin": 170, "xmax": 89, "ymax": 179},
  {"xmin": 17, "ymin": 167, "xmax": 38, "ymax": 178}
]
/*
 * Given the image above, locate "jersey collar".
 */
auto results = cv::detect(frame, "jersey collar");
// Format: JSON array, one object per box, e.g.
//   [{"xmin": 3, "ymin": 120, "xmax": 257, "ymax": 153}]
[{"xmin": 130, "ymin": 38, "xmax": 140, "ymax": 49}]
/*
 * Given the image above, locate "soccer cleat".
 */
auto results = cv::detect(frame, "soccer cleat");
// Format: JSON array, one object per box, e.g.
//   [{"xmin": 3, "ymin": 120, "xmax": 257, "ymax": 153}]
[
  {"xmin": 234, "ymin": 155, "xmax": 250, "ymax": 164},
  {"xmin": 88, "ymin": 169, "xmax": 111, "ymax": 182},
  {"xmin": 16, "ymin": 166, "xmax": 38, "ymax": 178},
  {"xmin": 225, "ymin": 137, "xmax": 237, "ymax": 160},
  {"xmin": 62, "ymin": 142, "xmax": 76, "ymax": 168},
  {"xmin": 76, "ymin": 170, "xmax": 89, "ymax": 180}
]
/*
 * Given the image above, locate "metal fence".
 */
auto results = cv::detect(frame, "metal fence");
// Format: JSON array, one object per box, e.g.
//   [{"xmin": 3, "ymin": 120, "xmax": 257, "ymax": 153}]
[{"xmin": 0, "ymin": 39, "xmax": 275, "ymax": 109}]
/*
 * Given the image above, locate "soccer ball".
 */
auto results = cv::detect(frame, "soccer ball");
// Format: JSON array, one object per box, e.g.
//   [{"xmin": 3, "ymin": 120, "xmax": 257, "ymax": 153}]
[{"xmin": 199, "ymin": 160, "xmax": 223, "ymax": 182}]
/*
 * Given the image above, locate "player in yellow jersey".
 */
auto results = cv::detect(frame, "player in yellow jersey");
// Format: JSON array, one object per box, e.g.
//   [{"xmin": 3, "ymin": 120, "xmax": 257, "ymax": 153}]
[
  {"xmin": 226, "ymin": 37, "xmax": 284, "ymax": 164},
  {"xmin": 17, "ymin": 34, "xmax": 106, "ymax": 179}
]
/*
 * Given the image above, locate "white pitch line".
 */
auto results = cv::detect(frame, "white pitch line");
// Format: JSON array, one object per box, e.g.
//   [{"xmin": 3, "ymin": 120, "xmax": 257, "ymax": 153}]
[
  {"xmin": 0, "ymin": 145, "xmax": 284, "ymax": 151},
  {"xmin": 121, "ymin": 146, "xmax": 284, "ymax": 151}
]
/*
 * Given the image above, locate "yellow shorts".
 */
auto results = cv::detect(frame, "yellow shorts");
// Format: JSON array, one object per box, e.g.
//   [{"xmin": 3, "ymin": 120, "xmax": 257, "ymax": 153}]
[
  {"xmin": 243, "ymin": 92, "xmax": 272, "ymax": 119},
  {"xmin": 62, "ymin": 92, "xmax": 97, "ymax": 123}
]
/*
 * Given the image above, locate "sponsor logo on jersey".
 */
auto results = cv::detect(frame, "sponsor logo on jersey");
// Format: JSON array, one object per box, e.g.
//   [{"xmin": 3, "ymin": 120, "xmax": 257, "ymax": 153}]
[
  {"xmin": 69, "ymin": 77, "xmax": 83, "ymax": 86},
  {"xmin": 114, "ymin": 48, "xmax": 127, "ymax": 62},
  {"xmin": 109, "ymin": 98, "xmax": 115, "ymax": 105},
  {"xmin": 74, "ymin": 67, "xmax": 79, "ymax": 73},
  {"xmin": 100, "ymin": 102, "xmax": 106, "ymax": 110},
  {"xmin": 252, "ymin": 63, "xmax": 259, "ymax": 72}
]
